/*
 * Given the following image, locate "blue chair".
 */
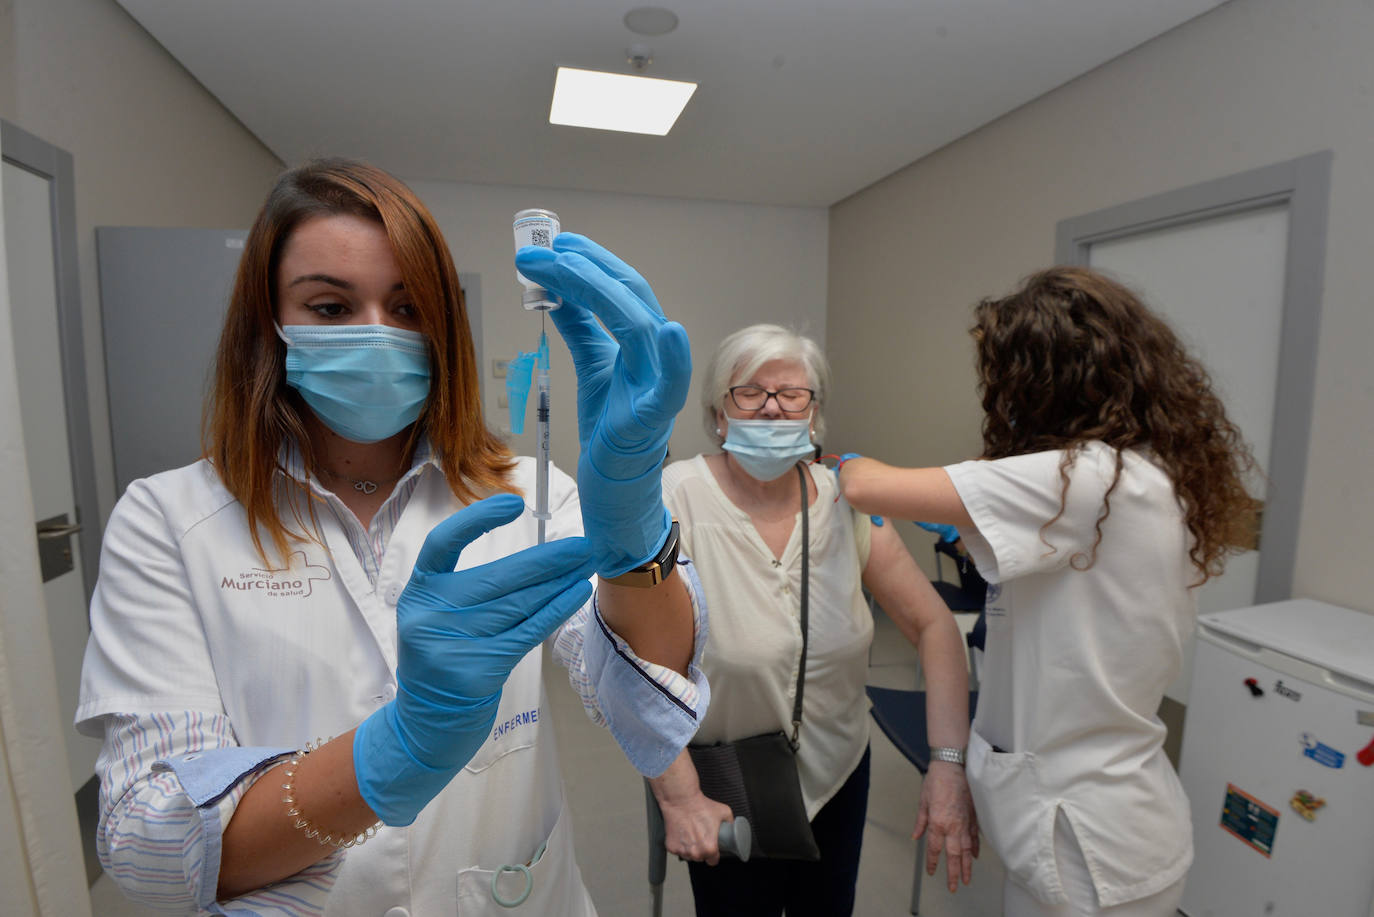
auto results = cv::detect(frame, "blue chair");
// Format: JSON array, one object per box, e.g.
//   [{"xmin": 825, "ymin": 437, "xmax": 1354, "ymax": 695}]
[{"xmin": 930, "ymin": 538, "xmax": 987, "ymax": 613}]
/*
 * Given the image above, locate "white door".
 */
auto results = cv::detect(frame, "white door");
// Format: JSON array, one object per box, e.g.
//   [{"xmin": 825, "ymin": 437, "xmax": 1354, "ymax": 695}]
[
  {"xmin": 1088, "ymin": 203, "xmax": 1289, "ymax": 702},
  {"xmin": 2, "ymin": 157, "xmax": 101, "ymax": 793}
]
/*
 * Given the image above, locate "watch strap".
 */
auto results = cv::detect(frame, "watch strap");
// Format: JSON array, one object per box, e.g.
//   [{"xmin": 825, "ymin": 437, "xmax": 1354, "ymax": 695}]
[
  {"xmin": 930, "ymin": 745, "xmax": 966, "ymax": 766},
  {"xmin": 602, "ymin": 521, "xmax": 680, "ymax": 588}
]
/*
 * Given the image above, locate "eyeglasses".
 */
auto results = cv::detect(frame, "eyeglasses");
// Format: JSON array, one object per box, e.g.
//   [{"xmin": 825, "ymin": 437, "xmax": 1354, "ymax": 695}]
[{"xmin": 727, "ymin": 385, "xmax": 815, "ymax": 413}]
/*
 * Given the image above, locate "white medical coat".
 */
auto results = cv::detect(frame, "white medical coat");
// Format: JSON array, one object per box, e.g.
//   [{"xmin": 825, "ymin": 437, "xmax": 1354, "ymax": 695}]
[
  {"xmin": 946, "ymin": 443, "xmax": 1194, "ymax": 908},
  {"xmin": 77, "ymin": 456, "xmax": 693, "ymax": 916}
]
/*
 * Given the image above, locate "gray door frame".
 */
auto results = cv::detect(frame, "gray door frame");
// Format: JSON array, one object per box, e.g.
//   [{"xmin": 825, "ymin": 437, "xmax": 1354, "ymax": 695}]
[
  {"xmin": 2, "ymin": 119, "xmax": 102, "ymax": 604},
  {"xmin": 1055, "ymin": 151, "xmax": 1332, "ymax": 604}
]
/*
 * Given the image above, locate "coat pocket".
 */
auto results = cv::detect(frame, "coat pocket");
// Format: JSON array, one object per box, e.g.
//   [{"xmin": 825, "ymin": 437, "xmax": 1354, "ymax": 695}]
[
  {"xmin": 454, "ymin": 800, "xmax": 596, "ymax": 915},
  {"xmin": 965, "ymin": 729, "xmax": 1062, "ymax": 903}
]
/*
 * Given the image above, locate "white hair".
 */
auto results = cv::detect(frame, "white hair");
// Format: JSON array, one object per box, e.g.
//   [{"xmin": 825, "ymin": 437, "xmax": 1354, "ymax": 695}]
[{"xmin": 701, "ymin": 323, "xmax": 830, "ymax": 449}]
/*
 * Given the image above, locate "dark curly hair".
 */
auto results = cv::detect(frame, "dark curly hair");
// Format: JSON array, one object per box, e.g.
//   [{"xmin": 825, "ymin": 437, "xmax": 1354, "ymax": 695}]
[{"xmin": 972, "ymin": 266, "xmax": 1258, "ymax": 584}]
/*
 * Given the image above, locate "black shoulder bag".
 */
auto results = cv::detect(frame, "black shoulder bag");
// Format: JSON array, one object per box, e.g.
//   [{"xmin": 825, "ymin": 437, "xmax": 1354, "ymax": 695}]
[{"xmin": 686, "ymin": 463, "xmax": 821, "ymax": 861}]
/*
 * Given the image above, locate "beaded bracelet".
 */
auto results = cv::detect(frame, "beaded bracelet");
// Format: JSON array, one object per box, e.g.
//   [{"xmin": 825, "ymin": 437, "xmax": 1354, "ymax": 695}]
[{"xmin": 281, "ymin": 738, "xmax": 383, "ymax": 849}]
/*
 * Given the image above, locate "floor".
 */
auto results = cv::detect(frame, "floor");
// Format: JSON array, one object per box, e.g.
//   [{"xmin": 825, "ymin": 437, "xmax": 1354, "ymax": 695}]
[{"xmin": 90, "ymin": 609, "xmax": 1007, "ymax": 916}]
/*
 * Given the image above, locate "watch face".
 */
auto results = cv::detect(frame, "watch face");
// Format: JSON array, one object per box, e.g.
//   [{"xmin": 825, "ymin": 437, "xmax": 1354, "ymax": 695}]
[{"xmin": 654, "ymin": 520, "xmax": 679, "ymax": 567}]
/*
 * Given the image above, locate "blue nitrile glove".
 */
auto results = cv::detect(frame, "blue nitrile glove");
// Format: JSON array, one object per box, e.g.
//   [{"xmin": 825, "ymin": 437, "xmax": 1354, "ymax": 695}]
[
  {"xmin": 916, "ymin": 521, "xmax": 961, "ymax": 543},
  {"xmin": 354, "ymin": 494, "xmax": 594, "ymax": 825},
  {"xmin": 515, "ymin": 234, "xmax": 691, "ymax": 578}
]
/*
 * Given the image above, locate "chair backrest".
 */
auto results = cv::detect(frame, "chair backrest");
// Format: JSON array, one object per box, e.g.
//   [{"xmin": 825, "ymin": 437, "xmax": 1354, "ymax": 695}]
[
  {"xmin": 934, "ymin": 539, "xmax": 988, "ymax": 595},
  {"xmin": 932, "ymin": 539, "xmax": 988, "ymax": 614},
  {"xmin": 966, "ymin": 606, "xmax": 987, "ymax": 652}
]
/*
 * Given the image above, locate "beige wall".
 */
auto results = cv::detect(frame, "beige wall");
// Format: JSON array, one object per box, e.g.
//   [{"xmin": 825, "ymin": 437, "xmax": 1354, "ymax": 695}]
[
  {"xmin": 2, "ymin": 0, "xmax": 282, "ymax": 521},
  {"xmin": 412, "ymin": 179, "xmax": 828, "ymax": 475},
  {"xmin": 826, "ymin": 0, "xmax": 1373, "ymax": 613}
]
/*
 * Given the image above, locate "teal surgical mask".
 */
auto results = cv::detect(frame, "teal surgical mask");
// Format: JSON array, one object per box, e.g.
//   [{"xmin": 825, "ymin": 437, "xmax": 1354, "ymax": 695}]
[
  {"xmin": 722, "ymin": 418, "xmax": 815, "ymax": 481},
  {"xmin": 277, "ymin": 323, "xmax": 430, "ymax": 443}
]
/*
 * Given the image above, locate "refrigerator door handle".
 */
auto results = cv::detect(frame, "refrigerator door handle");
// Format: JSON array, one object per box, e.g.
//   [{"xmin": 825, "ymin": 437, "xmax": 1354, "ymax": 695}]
[
  {"xmin": 1325, "ymin": 669, "xmax": 1374, "ymax": 701},
  {"xmin": 1197, "ymin": 624, "xmax": 1264, "ymax": 657}
]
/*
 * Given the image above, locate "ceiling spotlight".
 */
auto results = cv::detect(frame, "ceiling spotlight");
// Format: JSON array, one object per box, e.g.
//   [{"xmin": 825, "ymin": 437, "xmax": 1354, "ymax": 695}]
[
  {"xmin": 628, "ymin": 43, "xmax": 652, "ymax": 72},
  {"xmin": 623, "ymin": 6, "xmax": 679, "ymax": 36}
]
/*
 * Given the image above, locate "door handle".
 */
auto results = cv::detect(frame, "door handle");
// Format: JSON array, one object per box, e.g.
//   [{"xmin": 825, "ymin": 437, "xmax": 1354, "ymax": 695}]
[
  {"xmin": 35, "ymin": 513, "xmax": 80, "ymax": 581},
  {"xmin": 37, "ymin": 521, "xmax": 83, "ymax": 539}
]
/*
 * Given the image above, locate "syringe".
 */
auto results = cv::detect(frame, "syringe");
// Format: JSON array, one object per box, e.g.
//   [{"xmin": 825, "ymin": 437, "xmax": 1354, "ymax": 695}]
[
  {"xmin": 534, "ymin": 331, "xmax": 552, "ymax": 544},
  {"xmin": 513, "ymin": 208, "xmax": 561, "ymax": 544}
]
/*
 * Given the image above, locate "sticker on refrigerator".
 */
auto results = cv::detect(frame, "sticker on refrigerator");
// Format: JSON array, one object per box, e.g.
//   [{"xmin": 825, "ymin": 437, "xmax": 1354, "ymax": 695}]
[
  {"xmin": 1357, "ymin": 735, "xmax": 1374, "ymax": 768},
  {"xmin": 1220, "ymin": 784, "xmax": 1279, "ymax": 857},
  {"xmin": 1289, "ymin": 790, "xmax": 1326, "ymax": 821},
  {"xmin": 1301, "ymin": 733, "xmax": 1345, "ymax": 769},
  {"xmin": 1273, "ymin": 680, "xmax": 1302, "ymax": 702}
]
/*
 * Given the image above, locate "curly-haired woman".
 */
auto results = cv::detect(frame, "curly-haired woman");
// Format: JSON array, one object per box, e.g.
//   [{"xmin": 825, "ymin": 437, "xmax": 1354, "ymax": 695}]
[{"xmin": 838, "ymin": 267, "xmax": 1258, "ymax": 917}]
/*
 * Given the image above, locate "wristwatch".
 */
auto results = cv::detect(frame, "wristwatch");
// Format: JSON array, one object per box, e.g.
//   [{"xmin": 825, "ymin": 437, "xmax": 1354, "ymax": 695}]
[
  {"xmin": 930, "ymin": 746, "xmax": 966, "ymax": 766},
  {"xmin": 603, "ymin": 521, "xmax": 680, "ymax": 588}
]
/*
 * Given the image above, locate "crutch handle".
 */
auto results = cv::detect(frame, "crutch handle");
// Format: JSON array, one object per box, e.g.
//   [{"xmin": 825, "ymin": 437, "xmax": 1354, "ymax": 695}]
[{"xmin": 718, "ymin": 816, "xmax": 752, "ymax": 862}]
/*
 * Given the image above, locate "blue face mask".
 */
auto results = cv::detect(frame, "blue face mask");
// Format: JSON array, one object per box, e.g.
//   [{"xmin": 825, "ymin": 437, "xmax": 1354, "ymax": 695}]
[
  {"xmin": 277, "ymin": 323, "xmax": 431, "ymax": 443},
  {"xmin": 722, "ymin": 418, "xmax": 815, "ymax": 482}
]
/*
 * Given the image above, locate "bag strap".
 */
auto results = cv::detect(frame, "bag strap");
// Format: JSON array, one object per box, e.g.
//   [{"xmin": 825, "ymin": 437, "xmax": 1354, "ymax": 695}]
[{"xmin": 790, "ymin": 462, "xmax": 809, "ymax": 750}]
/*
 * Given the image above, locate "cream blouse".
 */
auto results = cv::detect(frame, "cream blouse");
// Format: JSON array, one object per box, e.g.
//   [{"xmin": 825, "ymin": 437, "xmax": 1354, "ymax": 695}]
[{"xmin": 663, "ymin": 455, "xmax": 873, "ymax": 817}]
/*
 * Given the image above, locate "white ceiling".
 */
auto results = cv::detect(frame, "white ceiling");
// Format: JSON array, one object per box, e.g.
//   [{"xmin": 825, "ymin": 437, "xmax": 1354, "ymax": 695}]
[{"xmin": 118, "ymin": 0, "xmax": 1227, "ymax": 208}]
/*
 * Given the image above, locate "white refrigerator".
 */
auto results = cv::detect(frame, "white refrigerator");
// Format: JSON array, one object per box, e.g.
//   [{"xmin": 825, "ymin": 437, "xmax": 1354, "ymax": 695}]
[{"xmin": 1177, "ymin": 599, "xmax": 1374, "ymax": 917}]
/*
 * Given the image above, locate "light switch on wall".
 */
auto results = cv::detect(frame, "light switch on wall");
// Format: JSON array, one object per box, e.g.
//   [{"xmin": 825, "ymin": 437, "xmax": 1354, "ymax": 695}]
[{"xmin": 492, "ymin": 358, "xmax": 508, "ymax": 379}]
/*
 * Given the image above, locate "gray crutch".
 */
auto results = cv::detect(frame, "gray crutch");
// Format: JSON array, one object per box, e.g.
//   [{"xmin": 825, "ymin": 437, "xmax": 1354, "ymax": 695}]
[{"xmin": 644, "ymin": 779, "xmax": 751, "ymax": 916}]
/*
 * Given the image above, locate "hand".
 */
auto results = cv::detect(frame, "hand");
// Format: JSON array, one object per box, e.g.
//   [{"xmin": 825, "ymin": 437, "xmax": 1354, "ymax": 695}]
[
  {"xmin": 823, "ymin": 453, "xmax": 883, "ymax": 526},
  {"xmin": 515, "ymin": 234, "xmax": 691, "ymax": 578},
  {"xmin": 354, "ymin": 494, "xmax": 594, "ymax": 826},
  {"xmin": 660, "ymin": 793, "xmax": 735, "ymax": 865},
  {"xmin": 914, "ymin": 760, "xmax": 979, "ymax": 892},
  {"xmin": 916, "ymin": 521, "xmax": 961, "ymax": 543},
  {"xmin": 650, "ymin": 757, "xmax": 736, "ymax": 866}
]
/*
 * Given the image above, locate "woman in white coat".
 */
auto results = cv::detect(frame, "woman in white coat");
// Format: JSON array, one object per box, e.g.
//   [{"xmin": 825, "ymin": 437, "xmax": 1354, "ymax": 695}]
[
  {"xmin": 838, "ymin": 267, "xmax": 1258, "ymax": 917},
  {"xmin": 76, "ymin": 159, "xmax": 704, "ymax": 915}
]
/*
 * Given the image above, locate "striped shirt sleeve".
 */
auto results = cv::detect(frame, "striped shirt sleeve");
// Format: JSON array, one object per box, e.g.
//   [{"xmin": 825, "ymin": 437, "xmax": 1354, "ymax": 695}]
[
  {"xmin": 552, "ymin": 557, "xmax": 711, "ymax": 777},
  {"xmin": 94, "ymin": 711, "xmax": 342, "ymax": 914}
]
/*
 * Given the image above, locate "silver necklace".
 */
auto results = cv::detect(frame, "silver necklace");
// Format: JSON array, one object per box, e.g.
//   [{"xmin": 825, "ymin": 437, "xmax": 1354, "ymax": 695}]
[{"xmin": 319, "ymin": 467, "xmax": 401, "ymax": 496}]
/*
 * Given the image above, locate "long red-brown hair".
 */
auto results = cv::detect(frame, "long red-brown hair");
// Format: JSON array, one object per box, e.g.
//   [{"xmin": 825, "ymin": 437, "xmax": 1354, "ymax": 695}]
[
  {"xmin": 973, "ymin": 266, "xmax": 1258, "ymax": 584},
  {"xmin": 203, "ymin": 159, "xmax": 514, "ymax": 563}
]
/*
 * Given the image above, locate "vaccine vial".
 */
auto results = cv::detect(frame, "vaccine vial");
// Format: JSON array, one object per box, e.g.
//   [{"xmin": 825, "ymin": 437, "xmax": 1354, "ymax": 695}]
[{"xmin": 513, "ymin": 208, "xmax": 561, "ymax": 310}]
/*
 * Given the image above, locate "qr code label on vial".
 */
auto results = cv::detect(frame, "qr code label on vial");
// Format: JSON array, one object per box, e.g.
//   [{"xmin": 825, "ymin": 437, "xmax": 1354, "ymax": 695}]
[{"xmin": 531, "ymin": 227, "xmax": 551, "ymax": 247}]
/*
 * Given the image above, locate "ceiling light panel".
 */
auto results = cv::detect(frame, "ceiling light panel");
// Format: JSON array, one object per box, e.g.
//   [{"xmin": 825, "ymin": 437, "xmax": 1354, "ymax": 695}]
[{"xmin": 549, "ymin": 66, "xmax": 697, "ymax": 136}]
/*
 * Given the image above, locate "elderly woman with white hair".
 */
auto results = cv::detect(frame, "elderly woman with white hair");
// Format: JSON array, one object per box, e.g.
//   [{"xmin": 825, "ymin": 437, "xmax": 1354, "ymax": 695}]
[{"xmin": 647, "ymin": 324, "xmax": 977, "ymax": 916}]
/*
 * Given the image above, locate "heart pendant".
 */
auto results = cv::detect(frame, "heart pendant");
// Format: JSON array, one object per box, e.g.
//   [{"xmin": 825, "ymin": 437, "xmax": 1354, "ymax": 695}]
[{"xmin": 354, "ymin": 480, "xmax": 379, "ymax": 495}]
